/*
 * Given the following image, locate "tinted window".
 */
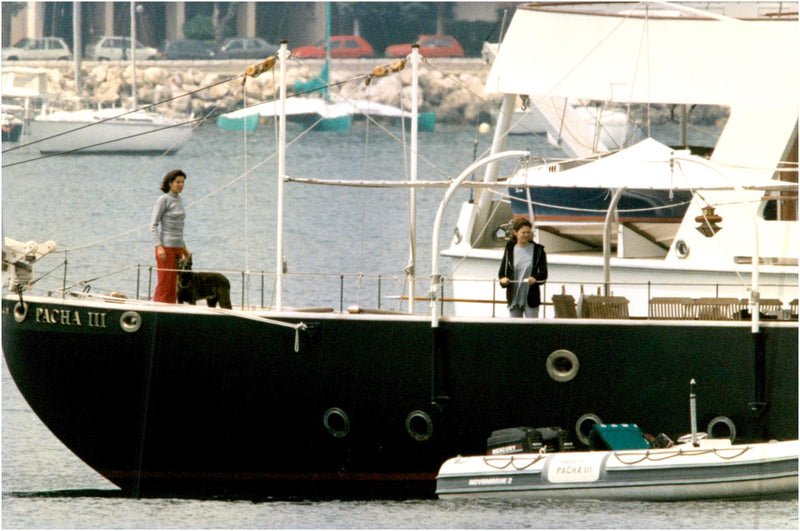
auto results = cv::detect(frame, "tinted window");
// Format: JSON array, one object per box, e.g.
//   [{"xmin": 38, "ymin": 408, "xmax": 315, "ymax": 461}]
[{"xmin": 345, "ymin": 40, "xmax": 358, "ymax": 49}]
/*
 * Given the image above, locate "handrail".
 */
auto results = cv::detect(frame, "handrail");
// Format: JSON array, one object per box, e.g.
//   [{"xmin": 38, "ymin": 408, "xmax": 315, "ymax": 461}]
[
  {"xmin": 6, "ymin": 255, "xmax": 798, "ymax": 320},
  {"xmin": 429, "ymin": 150, "xmax": 532, "ymax": 328}
]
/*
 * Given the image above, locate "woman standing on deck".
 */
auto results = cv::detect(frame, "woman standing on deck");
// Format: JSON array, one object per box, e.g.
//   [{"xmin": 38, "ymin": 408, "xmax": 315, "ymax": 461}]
[
  {"xmin": 498, "ymin": 218, "xmax": 548, "ymax": 318},
  {"xmin": 150, "ymin": 169, "xmax": 190, "ymax": 303}
]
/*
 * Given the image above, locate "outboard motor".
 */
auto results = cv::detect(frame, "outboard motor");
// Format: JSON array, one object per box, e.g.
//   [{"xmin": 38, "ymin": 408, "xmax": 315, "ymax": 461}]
[
  {"xmin": 531, "ymin": 426, "xmax": 572, "ymax": 452},
  {"xmin": 487, "ymin": 426, "xmax": 571, "ymax": 455}
]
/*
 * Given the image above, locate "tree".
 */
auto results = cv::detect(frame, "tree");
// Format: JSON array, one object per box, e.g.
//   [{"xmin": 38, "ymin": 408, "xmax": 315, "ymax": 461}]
[
  {"xmin": 183, "ymin": 15, "xmax": 215, "ymax": 41},
  {"xmin": 2, "ymin": 2, "xmax": 26, "ymax": 46},
  {"xmin": 212, "ymin": 2, "xmax": 237, "ymax": 45}
]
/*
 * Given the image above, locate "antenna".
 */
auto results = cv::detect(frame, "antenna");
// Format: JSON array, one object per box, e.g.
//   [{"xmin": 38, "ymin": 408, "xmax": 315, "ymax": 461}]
[{"xmin": 689, "ymin": 379, "xmax": 699, "ymax": 447}]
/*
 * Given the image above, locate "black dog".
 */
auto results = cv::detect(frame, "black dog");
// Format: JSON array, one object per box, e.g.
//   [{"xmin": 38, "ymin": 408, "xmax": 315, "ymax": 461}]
[{"xmin": 176, "ymin": 255, "xmax": 232, "ymax": 309}]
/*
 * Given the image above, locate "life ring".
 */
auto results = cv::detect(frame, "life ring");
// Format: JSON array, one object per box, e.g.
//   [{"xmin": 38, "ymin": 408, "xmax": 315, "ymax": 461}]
[
  {"xmin": 575, "ymin": 413, "xmax": 603, "ymax": 446},
  {"xmin": 546, "ymin": 349, "xmax": 579, "ymax": 382},
  {"xmin": 13, "ymin": 302, "xmax": 28, "ymax": 322},
  {"xmin": 323, "ymin": 407, "xmax": 350, "ymax": 438},
  {"xmin": 405, "ymin": 410, "xmax": 433, "ymax": 441},
  {"xmin": 120, "ymin": 311, "xmax": 141, "ymax": 333},
  {"xmin": 707, "ymin": 416, "xmax": 736, "ymax": 442}
]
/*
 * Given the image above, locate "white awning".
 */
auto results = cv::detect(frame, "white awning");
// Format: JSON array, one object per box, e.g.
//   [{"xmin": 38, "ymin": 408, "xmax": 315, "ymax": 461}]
[
  {"xmin": 486, "ymin": 3, "xmax": 797, "ymax": 105},
  {"xmin": 507, "ymin": 138, "xmax": 797, "ymax": 191}
]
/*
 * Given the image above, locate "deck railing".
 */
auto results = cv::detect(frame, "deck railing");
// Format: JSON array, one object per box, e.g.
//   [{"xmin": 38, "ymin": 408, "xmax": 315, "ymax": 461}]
[{"xmin": 16, "ymin": 258, "xmax": 800, "ymax": 322}]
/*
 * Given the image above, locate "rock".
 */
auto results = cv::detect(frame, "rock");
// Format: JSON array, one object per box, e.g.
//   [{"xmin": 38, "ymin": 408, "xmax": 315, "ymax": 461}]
[
  {"xmin": 33, "ymin": 62, "xmax": 495, "ymax": 124},
  {"xmin": 208, "ymin": 83, "xmax": 229, "ymax": 101},
  {"xmin": 142, "ymin": 67, "xmax": 167, "ymax": 86},
  {"xmin": 137, "ymin": 87, "xmax": 155, "ymax": 104},
  {"xmin": 187, "ymin": 68, "xmax": 204, "ymax": 85},
  {"xmin": 170, "ymin": 96, "xmax": 191, "ymax": 113},
  {"xmin": 88, "ymin": 64, "xmax": 108, "ymax": 86}
]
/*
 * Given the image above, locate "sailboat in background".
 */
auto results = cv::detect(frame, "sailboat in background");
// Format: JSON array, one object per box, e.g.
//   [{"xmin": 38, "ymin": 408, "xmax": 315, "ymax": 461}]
[
  {"xmin": 28, "ymin": 2, "xmax": 193, "ymax": 154},
  {"xmin": 217, "ymin": 3, "xmax": 435, "ymax": 133}
]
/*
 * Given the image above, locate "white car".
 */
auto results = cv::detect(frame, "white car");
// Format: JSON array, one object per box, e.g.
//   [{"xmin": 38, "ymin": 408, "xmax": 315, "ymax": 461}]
[
  {"xmin": 85, "ymin": 36, "xmax": 159, "ymax": 61},
  {"xmin": 2, "ymin": 37, "xmax": 71, "ymax": 61}
]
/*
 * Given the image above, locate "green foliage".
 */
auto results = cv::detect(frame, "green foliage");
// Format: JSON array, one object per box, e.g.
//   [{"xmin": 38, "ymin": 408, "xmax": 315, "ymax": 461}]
[
  {"xmin": 447, "ymin": 20, "xmax": 499, "ymax": 57},
  {"xmin": 183, "ymin": 15, "xmax": 215, "ymax": 41},
  {"xmin": 6, "ymin": 2, "xmax": 25, "ymax": 17}
]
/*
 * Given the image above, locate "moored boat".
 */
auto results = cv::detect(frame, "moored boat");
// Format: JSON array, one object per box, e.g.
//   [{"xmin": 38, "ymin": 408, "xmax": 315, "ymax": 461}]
[
  {"xmin": 436, "ymin": 438, "xmax": 799, "ymax": 501},
  {"xmin": 2, "ymin": 110, "xmax": 23, "ymax": 142},
  {"xmin": 2, "ymin": 2, "xmax": 798, "ymax": 499},
  {"xmin": 28, "ymin": 107, "xmax": 193, "ymax": 154}
]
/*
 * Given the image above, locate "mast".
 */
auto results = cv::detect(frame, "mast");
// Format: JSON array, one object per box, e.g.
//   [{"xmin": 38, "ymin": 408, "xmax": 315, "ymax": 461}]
[
  {"xmin": 130, "ymin": 1, "xmax": 137, "ymax": 109},
  {"xmin": 275, "ymin": 41, "xmax": 288, "ymax": 311},
  {"xmin": 323, "ymin": 2, "xmax": 331, "ymax": 102},
  {"xmin": 73, "ymin": 2, "xmax": 81, "ymax": 97},
  {"xmin": 407, "ymin": 45, "xmax": 420, "ymax": 313}
]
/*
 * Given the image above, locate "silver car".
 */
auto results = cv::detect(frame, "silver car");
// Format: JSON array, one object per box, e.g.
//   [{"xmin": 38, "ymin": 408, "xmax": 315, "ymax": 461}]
[
  {"xmin": 85, "ymin": 36, "xmax": 159, "ymax": 61},
  {"xmin": 2, "ymin": 37, "xmax": 71, "ymax": 61},
  {"xmin": 218, "ymin": 37, "xmax": 278, "ymax": 60}
]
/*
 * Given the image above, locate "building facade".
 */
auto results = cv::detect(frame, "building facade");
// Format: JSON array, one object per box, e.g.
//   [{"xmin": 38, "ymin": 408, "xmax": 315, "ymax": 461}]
[{"xmin": 2, "ymin": 2, "xmax": 513, "ymax": 56}]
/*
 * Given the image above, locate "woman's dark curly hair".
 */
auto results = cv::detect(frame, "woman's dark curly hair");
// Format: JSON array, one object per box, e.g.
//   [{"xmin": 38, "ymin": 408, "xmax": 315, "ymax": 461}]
[{"xmin": 160, "ymin": 169, "xmax": 187, "ymax": 193}]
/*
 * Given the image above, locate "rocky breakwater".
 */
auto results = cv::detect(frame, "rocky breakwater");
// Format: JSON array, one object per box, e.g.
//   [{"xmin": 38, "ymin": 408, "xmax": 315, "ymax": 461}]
[{"xmin": 33, "ymin": 59, "xmax": 499, "ymax": 124}]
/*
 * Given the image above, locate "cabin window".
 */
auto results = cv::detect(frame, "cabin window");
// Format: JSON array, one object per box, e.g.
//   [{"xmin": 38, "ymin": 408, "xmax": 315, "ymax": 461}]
[{"xmin": 764, "ymin": 131, "xmax": 798, "ymax": 221}]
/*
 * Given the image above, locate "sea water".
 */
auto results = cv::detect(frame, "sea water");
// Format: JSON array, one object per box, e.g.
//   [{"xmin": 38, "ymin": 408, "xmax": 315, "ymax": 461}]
[{"xmin": 2, "ymin": 123, "xmax": 797, "ymax": 528}]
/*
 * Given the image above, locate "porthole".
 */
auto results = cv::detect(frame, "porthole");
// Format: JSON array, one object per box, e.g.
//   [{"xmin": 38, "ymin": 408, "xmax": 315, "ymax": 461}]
[
  {"xmin": 120, "ymin": 311, "xmax": 141, "ymax": 333},
  {"xmin": 13, "ymin": 302, "xmax": 28, "ymax": 323},
  {"xmin": 707, "ymin": 416, "xmax": 736, "ymax": 443},
  {"xmin": 575, "ymin": 413, "xmax": 603, "ymax": 446},
  {"xmin": 323, "ymin": 407, "xmax": 350, "ymax": 438},
  {"xmin": 675, "ymin": 239, "xmax": 690, "ymax": 259},
  {"xmin": 546, "ymin": 349, "xmax": 579, "ymax": 382},
  {"xmin": 405, "ymin": 410, "xmax": 433, "ymax": 442}
]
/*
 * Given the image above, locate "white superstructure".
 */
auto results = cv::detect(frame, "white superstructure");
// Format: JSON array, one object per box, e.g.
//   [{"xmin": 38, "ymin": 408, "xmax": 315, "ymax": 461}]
[{"xmin": 444, "ymin": 2, "xmax": 798, "ymax": 318}]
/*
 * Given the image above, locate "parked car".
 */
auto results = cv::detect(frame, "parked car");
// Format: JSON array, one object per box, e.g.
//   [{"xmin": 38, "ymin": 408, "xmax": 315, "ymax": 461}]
[
  {"xmin": 164, "ymin": 39, "xmax": 227, "ymax": 60},
  {"xmin": 385, "ymin": 35, "xmax": 465, "ymax": 58},
  {"xmin": 85, "ymin": 36, "xmax": 159, "ymax": 61},
  {"xmin": 292, "ymin": 35, "xmax": 375, "ymax": 59},
  {"xmin": 2, "ymin": 37, "xmax": 71, "ymax": 61},
  {"xmin": 218, "ymin": 37, "xmax": 278, "ymax": 59}
]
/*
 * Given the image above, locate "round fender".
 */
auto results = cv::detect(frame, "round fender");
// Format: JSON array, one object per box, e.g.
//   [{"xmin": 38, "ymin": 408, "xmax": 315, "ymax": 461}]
[
  {"xmin": 405, "ymin": 410, "xmax": 433, "ymax": 442},
  {"xmin": 546, "ymin": 349, "xmax": 580, "ymax": 382},
  {"xmin": 707, "ymin": 416, "xmax": 736, "ymax": 442},
  {"xmin": 576, "ymin": 413, "xmax": 603, "ymax": 446}
]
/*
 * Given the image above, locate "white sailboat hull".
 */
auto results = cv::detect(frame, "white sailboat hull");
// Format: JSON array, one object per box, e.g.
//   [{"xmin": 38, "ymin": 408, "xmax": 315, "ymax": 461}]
[{"xmin": 29, "ymin": 110, "xmax": 192, "ymax": 154}]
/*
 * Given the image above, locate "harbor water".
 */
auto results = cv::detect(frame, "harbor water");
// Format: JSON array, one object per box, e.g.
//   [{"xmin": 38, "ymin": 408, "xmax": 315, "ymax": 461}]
[{"xmin": 2, "ymin": 122, "xmax": 797, "ymax": 528}]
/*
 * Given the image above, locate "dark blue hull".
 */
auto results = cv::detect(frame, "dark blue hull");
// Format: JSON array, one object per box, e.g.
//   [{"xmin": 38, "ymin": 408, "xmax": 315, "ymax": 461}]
[{"xmin": 509, "ymin": 187, "xmax": 693, "ymax": 222}]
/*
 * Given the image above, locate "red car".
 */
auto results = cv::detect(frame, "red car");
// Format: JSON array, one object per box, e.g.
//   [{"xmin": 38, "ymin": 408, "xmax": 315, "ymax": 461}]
[
  {"xmin": 384, "ymin": 35, "xmax": 465, "ymax": 58},
  {"xmin": 292, "ymin": 35, "xmax": 375, "ymax": 59}
]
